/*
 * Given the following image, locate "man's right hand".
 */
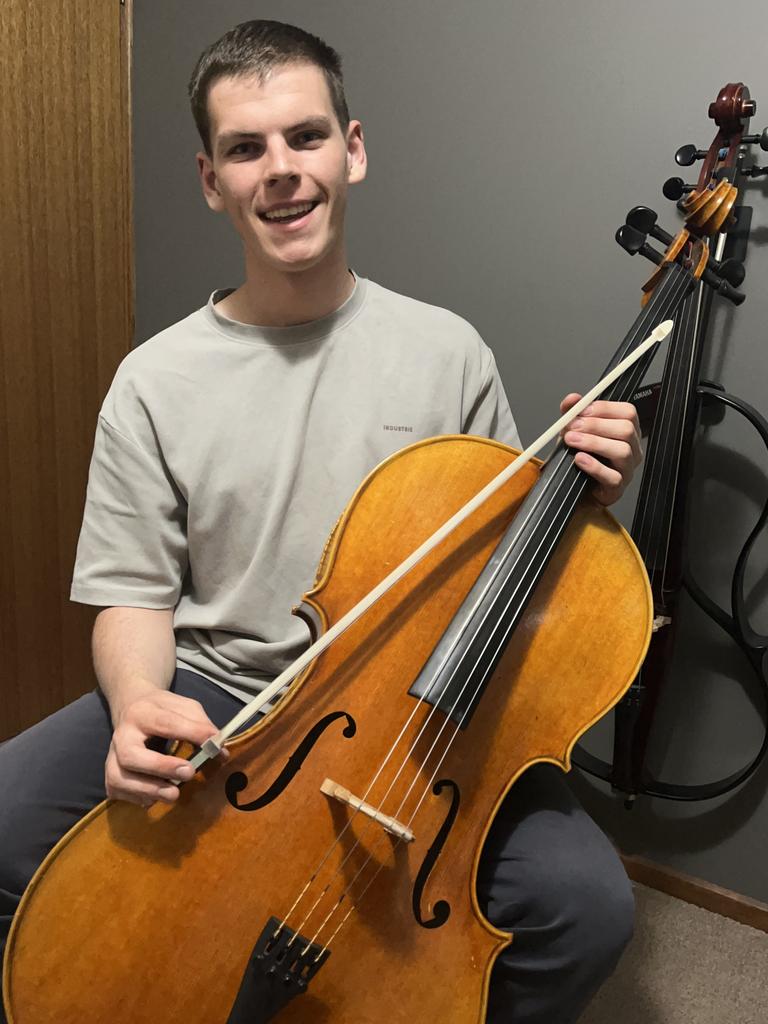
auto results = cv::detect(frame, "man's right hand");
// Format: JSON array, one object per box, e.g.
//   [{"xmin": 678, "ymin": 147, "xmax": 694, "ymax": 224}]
[{"xmin": 105, "ymin": 688, "xmax": 223, "ymax": 807}]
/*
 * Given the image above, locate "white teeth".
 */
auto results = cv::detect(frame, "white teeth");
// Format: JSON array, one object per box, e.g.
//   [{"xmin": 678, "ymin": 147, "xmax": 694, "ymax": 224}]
[{"xmin": 264, "ymin": 202, "xmax": 315, "ymax": 220}]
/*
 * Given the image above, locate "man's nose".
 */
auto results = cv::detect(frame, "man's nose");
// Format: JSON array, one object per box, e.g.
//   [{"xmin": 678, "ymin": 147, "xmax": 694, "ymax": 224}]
[{"xmin": 264, "ymin": 141, "xmax": 299, "ymax": 184}]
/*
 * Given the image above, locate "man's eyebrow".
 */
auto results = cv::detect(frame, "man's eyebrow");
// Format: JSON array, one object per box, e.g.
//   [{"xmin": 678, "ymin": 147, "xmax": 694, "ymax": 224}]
[
  {"xmin": 217, "ymin": 117, "xmax": 334, "ymax": 152},
  {"xmin": 289, "ymin": 116, "xmax": 333, "ymax": 133}
]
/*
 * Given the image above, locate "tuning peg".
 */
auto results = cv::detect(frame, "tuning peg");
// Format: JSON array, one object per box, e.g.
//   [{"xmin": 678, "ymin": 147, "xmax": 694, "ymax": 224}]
[
  {"xmin": 675, "ymin": 144, "xmax": 708, "ymax": 166},
  {"xmin": 663, "ymin": 177, "xmax": 697, "ymax": 201},
  {"xmin": 741, "ymin": 127, "xmax": 768, "ymax": 151},
  {"xmin": 701, "ymin": 266, "xmax": 746, "ymax": 305},
  {"xmin": 615, "ymin": 224, "xmax": 664, "ymax": 265},
  {"xmin": 743, "ymin": 164, "xmax": 768, "ymax": 178},
  {"xmin": 626, "ymin": 207, "xmax": 672, "ymax": 245},
  {"xmin": 615, "ymin": 224, "xmax": 644, "ymax": 256},
  {"xmin": 618, "ymin": 212, "xmax": 746, "ymax": 302},
  {"xmin": 717, "ymin": 258, "xmax": 746, "ymax": 288},
  {"xmin": 625, "ymin": 206, "xmax": 745, "ymax": 287},
  {"xmin": 616, "ymin": 228, "xmax": 742, "ymax": 304}
]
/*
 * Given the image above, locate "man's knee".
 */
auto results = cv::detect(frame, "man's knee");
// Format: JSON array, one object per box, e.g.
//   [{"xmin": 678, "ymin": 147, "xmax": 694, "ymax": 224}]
[
  {"xmin": 480, "ymin": 788, "xmax": 635, "ymax": 1023},
  {"xmin": 0, "ymin": 693, "xmax": 112, "ymax": 902},
  {"xmin": 487, "ymin": 838, "xmax": 633, "ymax": 949}
]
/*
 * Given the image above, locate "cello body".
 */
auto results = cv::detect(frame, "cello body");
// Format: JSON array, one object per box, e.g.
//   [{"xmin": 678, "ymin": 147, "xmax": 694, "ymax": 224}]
[{"xmin": 4, "ymin": 435, "xmax": 652, "ymax": 1023}]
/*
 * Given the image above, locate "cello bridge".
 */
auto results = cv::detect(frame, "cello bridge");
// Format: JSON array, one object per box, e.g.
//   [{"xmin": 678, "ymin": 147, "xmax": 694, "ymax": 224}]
[{"xmin": 321, "ymin": 778, "xmax": 415, "ymax": 842}]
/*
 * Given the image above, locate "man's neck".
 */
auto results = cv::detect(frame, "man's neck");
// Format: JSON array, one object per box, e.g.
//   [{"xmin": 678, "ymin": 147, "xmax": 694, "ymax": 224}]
[{"xmin": 218, "ymin": 253, "xmax": 355, "ymax": 328}]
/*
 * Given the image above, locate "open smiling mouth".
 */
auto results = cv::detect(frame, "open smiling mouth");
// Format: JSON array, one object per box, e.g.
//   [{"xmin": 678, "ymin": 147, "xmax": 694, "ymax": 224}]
[{"xmin": 259, "ymin": 200, "xmax": 320, "ymax": 225}]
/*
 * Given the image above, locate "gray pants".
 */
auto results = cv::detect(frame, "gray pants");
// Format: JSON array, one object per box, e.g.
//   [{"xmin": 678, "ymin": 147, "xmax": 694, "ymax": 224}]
[{"xmin": 0, "ymin": 669, "xmax": 633, "ymax": 1023}]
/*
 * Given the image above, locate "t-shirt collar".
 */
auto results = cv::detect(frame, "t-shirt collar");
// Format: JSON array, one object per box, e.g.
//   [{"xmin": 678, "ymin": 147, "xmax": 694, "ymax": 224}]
[{"xmin": 205, "ymin": 272, "xmax": 367, "ymax": 346}]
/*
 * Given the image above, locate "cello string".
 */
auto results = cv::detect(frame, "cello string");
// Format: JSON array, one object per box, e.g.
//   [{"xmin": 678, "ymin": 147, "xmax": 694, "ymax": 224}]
[
  {"xmin": 279, "ymin": 445, "xmax": 585, "ymax": 944},
  {"xmin": 294, "ymin": 333, "xmax": 685, "ymax": 955},
  {"xmin": 638, "ymin": 239, "xmax": 710, "ymax": 567},
  {"xmin": 278, "ymin": 279, "xmax": 686, "ymax": 946},
  {"xmin": 310, "ymin": 218, "xmax": 741, "ymax": 950},
  {"xmin": 303, "ymin": 470, "xmax": 593, "ymax": 958},
  {"xmin": 635, "ymin": 264, "xmax": 697, "ymax": 575},
  {"xmin": 293, "ymin": 272, "xmax": 693, "ymax": 937},
  {"xmin": 633, "ymin": 302, "xmax": 685, "ymax": 565},
  {"xmin": 280, "ymin": 441, "xmax": 592, "ymax": 945},
  {"xmin": 313, "ymin": 252, "xmax": 725, "ymax": 954},
  {"xmin": 653, "ymin": 279, "xmax": 705, "ymax": 589},
  {"xmin": 638, "ymin": 286, "xmax": 693, "ymax": 581},
  {"xmin": 651, "ymin": 225, "xmax": 728, "ymax": 591},
  {"xmin": 370, "ymin": 271, "xmax": 692, "ymax": 818},
  {"xmin": 298, "ymin": 453, "xmax": 611, "ymax": 954},
  {"xmin": 629, "ymin": 262, "xmax": 700, "ymax": 571},
  {"xmin": 650, "ymin": 276, "xmax": 699, "ymax": 580},
  {"xmin": 274, "ymin": 283, "xmax": 685, "ymax": 946},
  {"xmin": 309, "ymin": 218, "xmax": 746, "ymax": 955},
  {"xmin": 300, "ymin": 285, "xmax": 685, "ymax": 952},
  {"xmin": 191, "ymin": 329, "xmax": 665, "ymax": 774},
  {"xmin": 644, "ymin": 257, "xmax": 708, "ymax": 590},
  {"xmin": 386, "ymin": 474, "xmax": 599, "ymax": 808},
  {"xmin": 641, "ymin": 224, "xmax": 726, "ymax": 588},
  {"xmin": 276, "ymin": 396, "xmax": 605, "ymax": 929},
  {"xmin": 407, "ymin": 267, "xmax": 700, "ymax": 802}
]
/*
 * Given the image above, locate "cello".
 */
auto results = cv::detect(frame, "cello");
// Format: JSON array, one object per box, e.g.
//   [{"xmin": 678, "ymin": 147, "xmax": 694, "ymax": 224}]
[
  {"xmin": 575, "ymin": 83, "xmax": 768, "ymax": 805},
  {"xmin": 3, "ymin": 248, "xmax": 731, "ymax": 1022}
]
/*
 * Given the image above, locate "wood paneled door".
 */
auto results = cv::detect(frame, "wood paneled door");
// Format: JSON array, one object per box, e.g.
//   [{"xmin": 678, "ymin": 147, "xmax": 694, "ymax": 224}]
[{"xmin": 0, "ymin": 0, "xmax": 133, "ymax": 738}]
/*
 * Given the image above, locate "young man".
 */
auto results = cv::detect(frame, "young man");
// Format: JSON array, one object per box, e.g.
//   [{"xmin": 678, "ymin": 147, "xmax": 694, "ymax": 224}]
[{"xmin": 0, "ymin": 20, "xmax": 642, "ymax": 1024}]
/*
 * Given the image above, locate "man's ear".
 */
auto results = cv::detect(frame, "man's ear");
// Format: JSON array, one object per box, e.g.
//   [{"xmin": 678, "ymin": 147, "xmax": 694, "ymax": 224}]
[
  {"xmin": 197, "ymin": 151, "xmax": 225, "ymax": 212},
  {"xmin": 346, "ymin": 120, "xmax": 367, "ymax": 185}
]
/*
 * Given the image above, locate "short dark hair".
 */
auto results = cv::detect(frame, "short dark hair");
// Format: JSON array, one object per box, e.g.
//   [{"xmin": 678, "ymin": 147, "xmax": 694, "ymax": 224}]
[{"xmin": 188, "ymin": 20, "xmax": 351, "ymax": 155}]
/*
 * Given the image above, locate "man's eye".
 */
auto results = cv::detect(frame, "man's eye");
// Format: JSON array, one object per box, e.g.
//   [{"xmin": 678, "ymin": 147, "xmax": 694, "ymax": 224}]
[
  {"xmin": 229, "ymin": 142, "xmax": 261, "ymax": 157},
  {"xmin": 294, "ymin": 131, "xmax": 324, "ymax": 146}
]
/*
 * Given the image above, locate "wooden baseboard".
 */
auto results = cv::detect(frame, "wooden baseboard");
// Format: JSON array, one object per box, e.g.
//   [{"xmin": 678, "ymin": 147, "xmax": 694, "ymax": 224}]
[{"xmin": 621, "ymin": 854, "xmax": 768, "ymax": 934}]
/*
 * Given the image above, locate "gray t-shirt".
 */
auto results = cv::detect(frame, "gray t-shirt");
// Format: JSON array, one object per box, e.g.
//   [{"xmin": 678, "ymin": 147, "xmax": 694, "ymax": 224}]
[{"xmin": 71, "ymin": 276, "xmax": 520, "ymax": 701}]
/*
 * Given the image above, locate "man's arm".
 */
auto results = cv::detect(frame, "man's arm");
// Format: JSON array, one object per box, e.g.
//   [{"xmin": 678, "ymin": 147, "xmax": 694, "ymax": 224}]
[{"xmin": 94, "ymin": 607, "xmax": 223, "ymax": 807}]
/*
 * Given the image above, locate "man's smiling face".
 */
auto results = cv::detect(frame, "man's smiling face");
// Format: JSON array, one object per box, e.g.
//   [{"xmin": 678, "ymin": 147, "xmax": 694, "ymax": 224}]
[{"xmin": 198, "ymin": 62, "xmax": 366, "ymax": 276}]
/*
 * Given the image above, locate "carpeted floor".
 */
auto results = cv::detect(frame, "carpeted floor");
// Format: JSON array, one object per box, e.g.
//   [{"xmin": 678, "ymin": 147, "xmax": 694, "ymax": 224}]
[{"xmin": 578, "ymin": 884, "xmax": 768, "ymax": 1024}]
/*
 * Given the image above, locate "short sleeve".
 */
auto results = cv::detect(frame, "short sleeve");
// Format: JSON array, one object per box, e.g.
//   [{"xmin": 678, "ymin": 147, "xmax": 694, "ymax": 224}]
[
  {"xmin": 461, "ymin": 346, "xmax": 522, "ymax": 449},
  {"xmin": 70, "ymin": 416, "xmax": 188, "ymax": 608}
]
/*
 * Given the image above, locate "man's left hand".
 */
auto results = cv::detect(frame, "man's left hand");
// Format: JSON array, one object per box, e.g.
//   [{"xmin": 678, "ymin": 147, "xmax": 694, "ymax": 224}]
[{"xmin": 560, "ymin": 393, "xmax": 642, "ymax": 506}]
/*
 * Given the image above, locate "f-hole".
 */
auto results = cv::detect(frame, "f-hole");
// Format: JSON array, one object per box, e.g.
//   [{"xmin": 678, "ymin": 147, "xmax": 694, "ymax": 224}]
[
  {"xmin": 412, "ymin": 778, "xmax": 460, "ymax": 929},
  {"xmin": 225, "ymin": 711, "xmax": 357, "ymax": 811}
]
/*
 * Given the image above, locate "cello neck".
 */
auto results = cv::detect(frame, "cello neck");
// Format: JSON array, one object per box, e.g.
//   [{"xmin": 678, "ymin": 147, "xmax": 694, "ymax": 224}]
[
  {"xmin": 409, "ymin": 264, "xmax": 695, "ymax": 725},
  {"xmin": 631, "ymin": 232, "xmax": 727, "ymax": 607}
]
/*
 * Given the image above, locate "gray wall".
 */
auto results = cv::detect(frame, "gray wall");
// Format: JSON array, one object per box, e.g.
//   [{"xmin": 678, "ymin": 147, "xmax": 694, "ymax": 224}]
[{"xmin": 133, "ymin": 1, "xmax": 768, "ymax": 899}]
